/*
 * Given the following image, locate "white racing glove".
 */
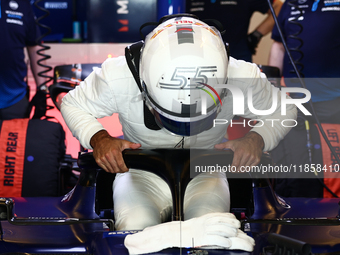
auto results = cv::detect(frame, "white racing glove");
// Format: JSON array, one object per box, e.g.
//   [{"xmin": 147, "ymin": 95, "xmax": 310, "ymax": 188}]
[{"xmin": 124, "ymin": 212, "xmax": 255, "ymax": 254}]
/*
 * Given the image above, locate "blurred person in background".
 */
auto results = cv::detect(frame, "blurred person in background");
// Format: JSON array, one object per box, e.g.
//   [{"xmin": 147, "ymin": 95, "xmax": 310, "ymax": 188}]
[
  {"xmin": 187, "ymin": 0, "xmax": 283, "ymax": 62},
  {"xmin": 269, "ymin": 0, "xmax": 340, "ymax": 198},
  {"xmin": 0, "ymin": 0, "xmax": 46, "ymax": 120}
]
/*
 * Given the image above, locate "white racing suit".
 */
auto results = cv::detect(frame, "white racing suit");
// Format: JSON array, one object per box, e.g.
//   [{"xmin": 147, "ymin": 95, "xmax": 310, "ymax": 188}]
[{"xmin": 61, "ymin": 56, "xmax": 297, "ymax": 230}]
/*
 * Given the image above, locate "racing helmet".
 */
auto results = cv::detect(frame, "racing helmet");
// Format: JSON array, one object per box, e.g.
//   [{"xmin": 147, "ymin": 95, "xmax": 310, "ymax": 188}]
[{"xmin": 140, "ymin": 15, "xmax": 229, "ymax": 136}]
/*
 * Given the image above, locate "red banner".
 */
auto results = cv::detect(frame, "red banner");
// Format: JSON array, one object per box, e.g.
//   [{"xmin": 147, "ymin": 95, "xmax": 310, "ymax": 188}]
[
  {"xmin": 316, "ymin": 123, "xmax": 340, "ymax": 198},
  {"xmin": 0, "ymin": 119, "xmax": 29, "ymax": 197}
]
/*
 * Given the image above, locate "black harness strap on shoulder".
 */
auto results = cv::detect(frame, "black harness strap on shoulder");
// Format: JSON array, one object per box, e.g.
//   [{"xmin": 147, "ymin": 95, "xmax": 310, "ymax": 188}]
[
  {"xmin": 125, "ymin": 41, "xmax": 161, "ymax": 131},
  {"xmin": 125, "ymin": 41, "xmax": 144, "ymax": 92}
]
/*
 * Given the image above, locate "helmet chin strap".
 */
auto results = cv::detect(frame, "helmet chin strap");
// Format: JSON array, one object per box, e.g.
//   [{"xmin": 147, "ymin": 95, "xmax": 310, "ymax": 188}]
[{"xmin": 174, "ymin": 136, "xmax": 198, "ymax": 148}]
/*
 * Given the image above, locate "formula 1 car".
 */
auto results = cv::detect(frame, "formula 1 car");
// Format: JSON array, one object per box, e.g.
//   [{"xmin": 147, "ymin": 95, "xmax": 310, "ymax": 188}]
[
  {"xmin": 2, "ymin": 63, "xmax": 336, "ymax": 254},
  {"xmin": 1, "ymin": 148, "xmax": 340, "ymax": 255}
]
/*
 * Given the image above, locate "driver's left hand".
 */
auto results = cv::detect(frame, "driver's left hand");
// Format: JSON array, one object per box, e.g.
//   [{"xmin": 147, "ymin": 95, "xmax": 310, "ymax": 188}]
[{"xmin": 214, "ymin": 131, "xmax": 264, "ymax": 171}]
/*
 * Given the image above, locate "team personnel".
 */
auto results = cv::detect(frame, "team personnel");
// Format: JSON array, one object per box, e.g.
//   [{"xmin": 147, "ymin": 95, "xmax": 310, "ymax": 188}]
[
  {"xmin": 186, "ymin": 0, "xmax": 283, "ymax": 62},
  {"xmin": 269, "ymin": 0, "xmax": 340, "ymax": 197},
  {"xmin": 269, "ymin": 0, "xmax": 340, "ymax": 115},
  {"xmin": 0, "ymin": 0, "xmax": 46, "ymax": 120}
]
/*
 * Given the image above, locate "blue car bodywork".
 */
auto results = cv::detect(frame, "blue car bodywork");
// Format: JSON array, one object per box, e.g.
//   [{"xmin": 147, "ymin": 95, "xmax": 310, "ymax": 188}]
[{"xmin": 1, "ymin": 149, "xmax": 340, "ymax": 254}]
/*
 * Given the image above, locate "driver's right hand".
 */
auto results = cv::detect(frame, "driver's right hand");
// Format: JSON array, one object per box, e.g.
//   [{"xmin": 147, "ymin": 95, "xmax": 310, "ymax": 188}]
[{"xmin": 90, "ymin": 130, "xmax": 141, "ymax": 173}]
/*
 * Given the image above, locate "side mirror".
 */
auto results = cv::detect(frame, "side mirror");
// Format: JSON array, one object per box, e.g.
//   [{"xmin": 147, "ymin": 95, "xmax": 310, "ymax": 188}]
[{"xmin": 0, "ymin": 197, "xmax": 14, "ymax": 221}]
